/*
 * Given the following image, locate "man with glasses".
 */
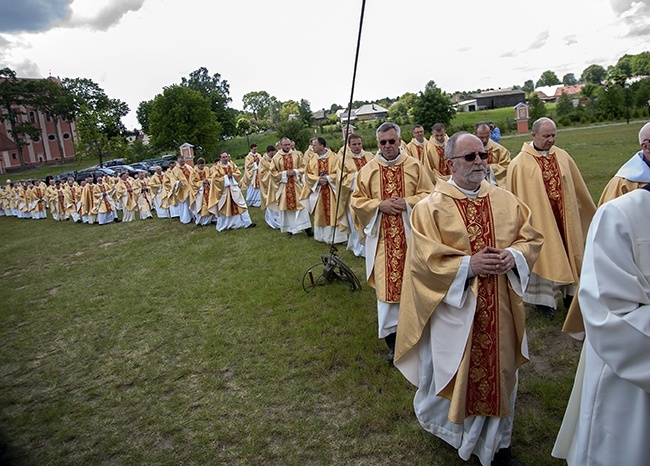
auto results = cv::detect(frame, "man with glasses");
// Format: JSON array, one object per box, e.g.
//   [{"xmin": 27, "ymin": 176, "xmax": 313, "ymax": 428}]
[
  {"xmin": 351, "ymin": 122, "xmax": 434, "ymax": 362},
  {"xmin": 395, "ymin": 132, "xmax": 542, "ymax": 466},
  {"xmin": 506, "ymin": 117, "xmax": 596, "ymax": 320}
]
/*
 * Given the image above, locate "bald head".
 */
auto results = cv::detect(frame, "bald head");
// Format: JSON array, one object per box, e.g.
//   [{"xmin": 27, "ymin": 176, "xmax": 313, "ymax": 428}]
[{"xmin": 639, "ymin": 122, "xmax": 650, "ymax": 145}]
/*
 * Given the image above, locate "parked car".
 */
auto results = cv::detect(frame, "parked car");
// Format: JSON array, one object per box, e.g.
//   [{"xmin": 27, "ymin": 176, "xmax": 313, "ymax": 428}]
[
  {"xmin": 110, "ymin": 164, "xmax": 139, "ymax": 178},
  {"xmin": 104, "ymin": 158, "xmax": 126, "ymax": 167},
  {"xmin": 129, "ymin": 162, "xmax": 149, "ymax": 173},
  {"xmin": 53, "ymin": 170, "xmax": 77, "ymax": 182},
  {"xmin": 75, "ymin": 167, "xmax": 116, "ymax": 183}
]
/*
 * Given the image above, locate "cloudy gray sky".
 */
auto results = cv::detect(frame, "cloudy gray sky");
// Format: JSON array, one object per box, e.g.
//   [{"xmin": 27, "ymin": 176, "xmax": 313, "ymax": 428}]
[{"xmin": 1, "ymin": 0, "xmax": 648, "ymax": 129}]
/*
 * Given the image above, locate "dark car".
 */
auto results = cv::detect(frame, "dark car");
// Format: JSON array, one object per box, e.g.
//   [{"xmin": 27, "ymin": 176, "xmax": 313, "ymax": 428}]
[
  {"xmin": 104, "ymin": 158, "xmax": 126, "ymax": 168},
  {"xmin": 129, "ymin": 162, "xmax": 149, "ymax": 173},
  {"xmin": 75, "ymin": 167, "xmax": 116, "ymax": 183},
  {"xmin": 53, "ymin": 170, "xmax": 77, "ymax": 182}
]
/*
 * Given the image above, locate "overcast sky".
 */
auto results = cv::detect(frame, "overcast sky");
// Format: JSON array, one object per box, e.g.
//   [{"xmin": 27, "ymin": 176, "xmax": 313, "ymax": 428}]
[{"xmin": 1, "ymin": 0, "xmax": 648, "ymax": 130}]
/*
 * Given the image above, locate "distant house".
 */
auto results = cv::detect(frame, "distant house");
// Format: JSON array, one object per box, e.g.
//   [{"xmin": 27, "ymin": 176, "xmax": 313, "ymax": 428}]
[
  {"xmin": 313, "ymin": 109, "xmax": 330, "ymax": 126},
  {"xmin": 354, "ymin": 103, "xmax": 388, "ymax": 120},
  {"xmin": 535, "ymin": 84, "xmax": 585, "ymax": 102},
  {"xmin": 338, "ymin": 103, "xmax": 388, "ymax": 122},
  {"xmin": 455, "ymin": 99, "xmax": 478, "ymax": 112},
  {"xmin": 0, "ymin": 75, "xmax": 78, "ymax": 172},
  {"xmin": 470, "ymin": 88, "xmax": 526, "ymax": 110}
]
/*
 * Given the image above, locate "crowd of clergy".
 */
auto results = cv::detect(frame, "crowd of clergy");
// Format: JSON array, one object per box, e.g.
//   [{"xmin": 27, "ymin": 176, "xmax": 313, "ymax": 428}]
[{"xmin": 2, "ymin": 117, "xmax": 650, "ymax": 466}]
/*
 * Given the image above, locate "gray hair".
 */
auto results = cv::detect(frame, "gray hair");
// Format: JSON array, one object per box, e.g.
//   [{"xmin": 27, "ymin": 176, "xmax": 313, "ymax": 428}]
[
  {"xmin": 532, "ymin": 117, "xmax": 555, "ymax": 134},
  {"xmin": 376, "ymin": 122, "xmax": 401, "ymax": 139},
  {"xmin": 445, "ymin": 131, "xmax": 471, "ymax": 159},
  {"xmin": 639, "ymin": 121, "xmax": 650, "ymax": 144}
]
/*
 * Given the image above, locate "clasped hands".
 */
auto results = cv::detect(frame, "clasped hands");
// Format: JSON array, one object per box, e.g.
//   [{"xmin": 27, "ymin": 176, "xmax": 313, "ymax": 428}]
[
  {"xmin": 470, "ymin": 247, "xmax": 515, "ymax": 276},
  {"xmin": 379, "ymin": 196, "xmax": 407, "ymax": 216}
]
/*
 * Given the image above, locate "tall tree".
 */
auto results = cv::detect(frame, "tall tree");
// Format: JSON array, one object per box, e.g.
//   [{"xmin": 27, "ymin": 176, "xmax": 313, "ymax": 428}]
[
  {"xmin": 536, "ymin": 70, "xmax": 560, "ymax": 87},
  {"xmin": 0, "ymin": 68, "xmax": 40, "ymax": 167},
  {"xmin": 136, "ymin": 99, "xmax": 154, "ymax": 134},
  {"xmin": 411, "ymin": 81, "xmax": 455, "ymax": 131},
  {"xmin": 279, "ymin": 100, "xmax": 300, "ymax": 122},
  {"xmin": 181, "ymin": 67, "xmax": 235, "ymax": 137},
  {"xmin": 562, "ymin": 73, "xmax": 578, "ymax": 85},
  {"xmin": 242, "ymin": 90, "xmax": 277, "ymax": 121},
  {"xmin": 522, "ymin": 79, "xmax": 535, "ymax": 93},
  {"xmin": 528, "ymin": 94, "xmax": 547, "ymax": 121},
  {"xmin": 298, "ymin": 99, "xmax": 313, "ymax": 126},
  {"xmin": 631, "ymin": 52, "xmax": 650, "ymax": 76},
  {"xmin": 581, "ymin": 64, "xmax": 607, "ymax": 84},
  {"xmin": 556, "ymin": 93, "xmax": 574, "ymax": 118},
  {"xmin": 149, "ymin": 85, "xmax": 221, "ymax": 152}
]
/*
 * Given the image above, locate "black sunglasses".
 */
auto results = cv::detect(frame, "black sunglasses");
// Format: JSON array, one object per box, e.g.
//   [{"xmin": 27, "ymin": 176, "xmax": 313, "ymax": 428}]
[
  {"xmin": 378, "ymin": 139, "xmax": 397, "ymax": 146},
  {"xmin": 450, "ymin": 151, "xmax": 489, "ymax": 162}
]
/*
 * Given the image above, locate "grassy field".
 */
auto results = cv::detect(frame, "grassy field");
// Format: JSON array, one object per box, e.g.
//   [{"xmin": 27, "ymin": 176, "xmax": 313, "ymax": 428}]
[{"xmin": 0, "ymin": 121, "xmax": 645, "ymax": 465}]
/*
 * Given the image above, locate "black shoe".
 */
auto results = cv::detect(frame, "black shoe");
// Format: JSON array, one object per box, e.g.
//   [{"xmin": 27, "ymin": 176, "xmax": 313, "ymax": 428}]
[
  {"xmin": 384, "ymin": 333, "xmax": 396, "ymax": 363},
  {"xmin": 305, "ymin": 227, "xmax": 314, "ymax": 237},
  {"xmin": 287, "ymin": 232, "xmax": 294, "ymax": 237},
  {"xmin": 492, "ymin": 447, "xmax": 522, "ymax": 466},
  {"xmin": 563, "ymin": 295, "xmax": 573, "ymax": 309},
  {"xmin": 246, "ymin": 223, "xmax": 256, "ymax": 228},
  {"xmin": 113, "ymin": 218, "xmax": 121, "ymax": 223},
  {"xmin": 536, "ymin": 304, "xmax": 555, "ymax": 319}
]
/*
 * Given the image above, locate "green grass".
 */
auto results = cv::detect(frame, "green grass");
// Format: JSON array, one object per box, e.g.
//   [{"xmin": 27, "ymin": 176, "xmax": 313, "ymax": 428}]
[{"xmin": 0, "ymin": 122, "xmax": 645, "ymax": 464}]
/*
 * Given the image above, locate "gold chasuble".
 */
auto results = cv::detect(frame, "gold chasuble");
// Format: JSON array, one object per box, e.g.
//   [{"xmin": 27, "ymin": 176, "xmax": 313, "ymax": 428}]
[
  {"xmin": 301, "ymin": 151, "xmax": 342, "ymax": 227},
  {"xmin": 598, "ymin": 177, "xmax": 647, "ymax": 206},
  {"xmin": 209, "ymin": 162, "xmax": 246, "ymax": 217},
  {"xmin": 485, "ymin": 139, "xmax": 510, "ymax": 187},
  {"xmin": 506, "ymin": 142, "xmax": 595, "ymax": 285},
  {"xmin": 395, "ymin": 181, "xmax": 542, "ymax": 423},
  {"xmin": 270, "ymin": 150, "xmax": 305, "ymax": 212},
  {"xmin": 427, "ymin": 137, "xmax": 451, "ymax": 179},
  {"xmin": 454, "ymin": 196, "xmax": 501, "ymax": 418},
  {"xmin": 351, "ymin": 154, "xmax": 433, "ymax": 303}
]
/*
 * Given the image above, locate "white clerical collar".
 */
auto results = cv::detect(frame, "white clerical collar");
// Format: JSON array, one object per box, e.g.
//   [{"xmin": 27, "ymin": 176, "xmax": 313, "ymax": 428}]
[
  {"xmin": 377, "ymin": 149, "xmax": 403, "ymax": 166},
  {"xmin": 414, "ymin": 139, "xmax": 425, "ymax": 146},
  {"xmin": 448, "ymin": 178, "xmax": 480, "ymax": 198},
  {"xmin": 317, "ymin": 149, "xmax": 328, "ymax": 158}
]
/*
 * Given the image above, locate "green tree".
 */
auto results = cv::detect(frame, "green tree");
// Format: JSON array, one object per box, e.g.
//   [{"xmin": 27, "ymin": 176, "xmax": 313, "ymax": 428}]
[
  {"xmin": 149, "ymin": 85, "xmax": 221, "ymax": 152},
  {"xmin": 522, "ymin": 79, "xmax": 535, "ymax": 93},
  {"xmin": 136, "ymin": 99, "xmax": 154, "ymax": 134},
  {"xmin": 298, "ymin": 99, "xmax": 313, "ymax": 127},
  {"xmin": 236, "ymin": 117, "xmax": 251, "ymax": 136},
  {"xmin": 536, "ymin": 70, "xmax": 560, "ymax": 87},
  {"xmin": 0, "ymin": 68, "xmax": 41, "ymax": 167},
  {"xmin": 562, "ymin": 73, "xmax": 578, "ymax": 85},
  {"xmin": 632, "ymin": 77, "xmax": 650, "ymax": 108},
  {"xmin": 279, "ymin": 100, "xmax": 300, "ymax": 122},
  {"xmin": 599, "ymin": 84, "xmax": 625, "ymax": 118},
  {"xmin": 528, "ymin": 94, "xmax": 547, "ymax": 121},
  {"xmin": 276, "ymin": 119, "xmax": 311, "ymax": 150},
  {"xmin": 181, "ymin": 67, "xmax": 235, "ymax": 137},
  {"xmin": 581, "ymin": 83, "xmax": 601, "ymax": 99},
  {"xmin": 556, "ymin": 93, "xmax": 574, "ymax": 118},
  {"xmin": 631, "ymin": 52, "xmax": 650, "ymax": 76},
  {"xmin": 411, "ymin": 81, "xmax": 455, "ymax": 131},
  {"xmin": 242, "ymin": 90, "xmax": 277, "ymax": 121},
  {"xmin": 581, "ymin": 64, "xmax": 606, "ymax": 84}
]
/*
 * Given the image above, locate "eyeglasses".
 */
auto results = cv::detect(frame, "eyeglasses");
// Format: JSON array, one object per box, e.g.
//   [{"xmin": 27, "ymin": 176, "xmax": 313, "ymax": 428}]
[
  {"xmin": 378, "ymin": 139, "xmax": 397, "ymax": 146},
  {"xmin": 450, "ymin": 151, "xmax": 489, "ymax": 162}
]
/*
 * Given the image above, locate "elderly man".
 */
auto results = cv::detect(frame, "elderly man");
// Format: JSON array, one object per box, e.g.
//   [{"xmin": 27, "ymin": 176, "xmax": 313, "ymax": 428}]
[
  {"xmin": 339, "ymin": 133, "xmax": 375, "ymax": 257},
  {"xmin": 395, "ymin": 132, "xmax": 542, "ymax": 466},
  {"xmin": 553, "ymin": 184, "xmax": 650, "ymax": 465},
  {"xmin": 506, "ymin": 117, "xmax": 596, "ymax": 319},
  {"xmin": 149, "ymin": 166, "xmax": 169, "ymax": 218},
  {"xmin": 240, "ymin": 143, "xmax": 262, "ymax": 208},
  {"xmin": 271, "ymin": 137, "xmax": 313, "ymax": 236},
  {"xmin": 351, "ymin": 122, "xmax": 434, "ymax": 360},
  {"xmin": 300, "ymin": 136, "xmax": 346, "ymax": 244},
  {"xmin": 598, "ymin": 121, "xmax": 650, "ymax": 204},
  {"xmin": 170, "ymin": 157, "xmax": 195, "ymax": 224},
  {"xmin": 426, "ymin": 123, "xmax": 451, "ymax": 180},
  {"xmin": 209, "ymin": 152, "xmax": 255, "ymax": 231},
  {"xmin": 474, "ymin": 121, "xmax": 511, "ymax": 187}
]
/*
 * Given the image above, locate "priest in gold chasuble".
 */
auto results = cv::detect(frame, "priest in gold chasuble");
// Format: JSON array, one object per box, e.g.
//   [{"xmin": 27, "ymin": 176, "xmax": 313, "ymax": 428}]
[
  {"xmin": 506, "ymin": 118, "xmax": 595, "ymax": 320},
  {"xmin": 350, "ymin": 122, "xmax": 434, "ymax": 361},
  {"xmin": 395, "ymin": 132, "xmax": 542, "ymax": 466}
]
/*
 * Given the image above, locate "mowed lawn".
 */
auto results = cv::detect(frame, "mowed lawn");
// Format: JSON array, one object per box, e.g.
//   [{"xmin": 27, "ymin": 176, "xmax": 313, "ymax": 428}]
[{"xmin": 0, "ymin": 121, "xmax": 645, "ymax": 465}]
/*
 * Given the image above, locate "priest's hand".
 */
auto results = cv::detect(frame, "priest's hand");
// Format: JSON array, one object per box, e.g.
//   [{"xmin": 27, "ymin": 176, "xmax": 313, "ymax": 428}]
[
  {"xmin": 470, "ymin": 247, "xmax": 514, "ymax": 276},
  {"xmin": 379, "ymin": 197, "xmax": 407, "ymax": 216}
]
